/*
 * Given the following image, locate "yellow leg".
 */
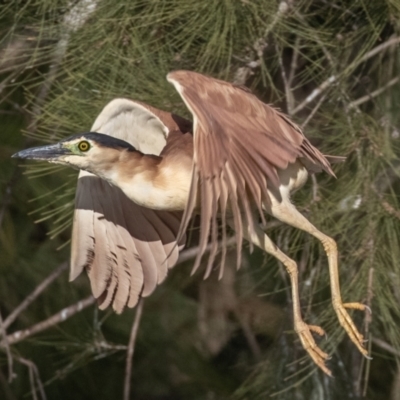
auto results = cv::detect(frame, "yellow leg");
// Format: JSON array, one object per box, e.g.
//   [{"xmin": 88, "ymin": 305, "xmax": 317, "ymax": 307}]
[
  {"xmin": 239, "ymin": 221, "xmax": 332, "ymax": 375},
  {"xmin": 265, "ymin": 196, "xmax": 368, "ymax": 357}
]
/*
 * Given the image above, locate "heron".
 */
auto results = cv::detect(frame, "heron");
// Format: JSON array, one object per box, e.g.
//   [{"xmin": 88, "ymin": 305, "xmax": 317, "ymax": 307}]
[{"xmin": 13, "ymin": 70, "xmax": 368, "ymax": 375}]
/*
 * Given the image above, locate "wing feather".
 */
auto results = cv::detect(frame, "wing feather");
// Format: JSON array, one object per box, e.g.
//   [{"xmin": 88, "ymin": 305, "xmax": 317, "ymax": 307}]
[
  {"xmin": 167, "ymin": 70, "xmax": 335, "ymax": 275},
  {"xmin": 71, "ymin": 99, "xmax": 191, "ymax": 312},
  {"xmin": 70, "ymin": 173, "xmax": 96, "ymax": 281}
]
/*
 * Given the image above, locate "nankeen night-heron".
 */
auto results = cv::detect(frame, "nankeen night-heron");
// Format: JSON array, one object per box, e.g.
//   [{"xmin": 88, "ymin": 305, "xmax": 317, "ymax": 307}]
[{"xmin": 13, "ymin": 70, "xmax": 368, "ymax": 375}]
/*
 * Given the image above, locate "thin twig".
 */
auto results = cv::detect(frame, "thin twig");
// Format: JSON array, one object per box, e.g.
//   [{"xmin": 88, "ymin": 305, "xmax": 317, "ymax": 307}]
[
  {"xmin": 287, "ymin": 37, "xmax": 300, "ymax": 89},
  {"xmin": 371, "ymin": 184, "xmax": 400, "ymax": 221},
  {"xmin": 378, "ymin": 198, "xmax": 400, "ymax": 220},
  {"xmin": 233, "ymin": 1, "xmax": 289, "ymax": 85},
  {"xmin": 390, "ymin": 363, "xmax": 400, "ymax": 400},
  {"xmin": 372, "ymin": 338, "xmax": 400, "ymax": 357},
  {"xmin": 27, "ymin": 0, "xmax": 98, "ymax": 135},
  {"xmin": 0, "ymin": 310, "xmax": 14, "ymax": 383},
  {"xmin": 294, "ymin": 9, "xmax": 358, "ymax": 122},
  {"xmin": 294, "ymin": 9, "xmax": 334, "ymax": 68},
  {"xmin": 292, "ymin": 75, "xmax": 337, "ymax": 115},
  {"xmin": 372, "ymin": 162, "xmax": 400, "ymax": 193},
  {"xmin": 315, "ymin": 28, "xmax": 361, "ymax": 118},
  {"xmin": 27, "ymin": 361, "xmax": 37, "ymax": 400},
  {"xmin": 2, "ymin": 296, "xmax": 95, "ymax": 346},
  {"xmin": 3, "ymin": 262, "xmax": 68, "ymax": 329},
  {"xmin": 276, "ymin": 43, "xmax": 294, "ymax": 115},
  {"xmin": 359, "ymin": 36, "xmax": 400, "ymax": 64},
  {"xmin": 234, "ymin": 310, "xmax": 262, "ymax": 361},
  {"xmin": 319, "ymin": 0, "xmax": 357, "ymax": 17},
  {"xmin": 123, "ymin": 299, "xmax": 144, "ymax": 400},
  {"xmin": 0, "ymin": 369, "xmax": 17, "ymax": 400},
  {"xmin": 292, "ymin": 36, "xmax": 400, "ymax": 115},
  {"xmin": 364, "ymin": 267, "xmax": 374, "ymax": 334},
  {"xmin": 348, "ymin": 77, "xmax": 399, "ymax": 109},
  {"xmin": 95, "ymin": 341, "xmax": 127, "ymax": 351},
  {"xmin": 298, "ymin": 239, "xmax": 311, "ymax": 276},
  {"xmin": 362, "ymin": 337, "xmax": 372, "ymax": 397},
  {"xmin": 300, "ymin": 93, "xmax": 328, "ymax": 130},
  {"xmin": 310, "ymin": 175, "xmax": 320, "ymax": 204},
  {"xmin": 15, "ymin": 357, "xmax": 47, "ymax": 400},
  {"xmin": 361, "ymin": 267, "xmax": 374, "ymax": 397},
  {"xmin": 263, "ymin": 1, "xmax": 289, "ymax": 37}
]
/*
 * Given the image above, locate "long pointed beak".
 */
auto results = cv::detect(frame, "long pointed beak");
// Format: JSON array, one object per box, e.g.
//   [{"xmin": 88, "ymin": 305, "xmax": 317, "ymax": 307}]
[{"xmin": 12, "ymin": 143, "xmax": 70, "ymax": 160}]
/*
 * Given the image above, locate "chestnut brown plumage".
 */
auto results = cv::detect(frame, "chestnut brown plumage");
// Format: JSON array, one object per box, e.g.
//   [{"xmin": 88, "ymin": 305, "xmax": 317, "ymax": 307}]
[{"xmin": 13, "ymin": 70, "xmax": 369, "ymax": 375}]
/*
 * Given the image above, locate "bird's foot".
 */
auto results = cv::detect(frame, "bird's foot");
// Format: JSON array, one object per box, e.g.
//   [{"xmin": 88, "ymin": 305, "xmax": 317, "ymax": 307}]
[
  {"xmin": 334, "ymin": 301, "xmax": 370, "ymax": 357},
  {"xmin": 295, "ymin": 321, "xmax": 331, "ymax": 376}
]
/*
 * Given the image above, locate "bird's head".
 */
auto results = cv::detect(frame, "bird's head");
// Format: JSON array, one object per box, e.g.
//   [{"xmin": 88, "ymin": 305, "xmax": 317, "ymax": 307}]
[{"xmin": 12, "ymin": 132, "xmax": 136, "ymax": 177}]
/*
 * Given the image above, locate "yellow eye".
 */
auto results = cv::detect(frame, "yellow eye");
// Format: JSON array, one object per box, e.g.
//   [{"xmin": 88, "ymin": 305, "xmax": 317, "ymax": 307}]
[{"xmin": 78, "ymin": 141, "xmax": 90, "ymax": 152}]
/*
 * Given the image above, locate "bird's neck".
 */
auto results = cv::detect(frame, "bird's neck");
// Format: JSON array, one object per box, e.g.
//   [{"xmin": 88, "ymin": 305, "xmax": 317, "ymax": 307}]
[{"xmin": 99, "ymin": 149, "xmax": 192, "ymax": 211}]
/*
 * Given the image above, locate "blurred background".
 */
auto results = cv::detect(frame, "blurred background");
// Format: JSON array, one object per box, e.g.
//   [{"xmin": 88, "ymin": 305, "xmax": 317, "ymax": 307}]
[{"xmin": 0, "ymin": 0, "xmax": 400, "ymax": 399}]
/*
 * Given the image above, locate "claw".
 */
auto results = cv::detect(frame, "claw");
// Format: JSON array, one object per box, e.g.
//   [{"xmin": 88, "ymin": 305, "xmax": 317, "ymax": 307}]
[
  {"xmin": 334, "ymin": 301, "xmax": 370, "ymax": 358},
  {"xmin": 295, "ymin": 321, "xmax": 331, "ymax": 376}
]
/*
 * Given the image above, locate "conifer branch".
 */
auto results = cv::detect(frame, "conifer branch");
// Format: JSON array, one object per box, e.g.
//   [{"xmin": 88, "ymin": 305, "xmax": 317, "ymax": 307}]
[
  {"xmin": 0, "ymin": 311, "xmax": 14, "ymax": 383},
  {"xmin": 233, "ymin": 1, "xmax": 289, "ymax": 85},
  {"xmin": 15, "ymin": 357, "xmax": 47, "ymax": 400},
  {"xmin": 124, "ymin": 299, "xmax": 144, "ymax": 400},
  {"xmin": 2, "ymin": 296, "xmax": 95, "ymax": 346},
  {"xmin": 3, "ymin": 262, "xmax": 68, "ymax": 330},
  {"xmin": 348, "ymin": 77, "xmax": 399, "ymax": 109},
  {"xmin": 292, "ymin": 36, "xmax": 400, "ymax": 115}
]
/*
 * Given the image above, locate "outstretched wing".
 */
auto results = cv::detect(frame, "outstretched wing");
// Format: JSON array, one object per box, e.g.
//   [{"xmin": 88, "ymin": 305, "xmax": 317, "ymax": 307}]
[
  {"xmin": 167, "ymin": 70, "xmax": 334, "ymax": 277},
  {"xmin": 71, "ymin": 98, "xmax": 191, "ymax": 313}
]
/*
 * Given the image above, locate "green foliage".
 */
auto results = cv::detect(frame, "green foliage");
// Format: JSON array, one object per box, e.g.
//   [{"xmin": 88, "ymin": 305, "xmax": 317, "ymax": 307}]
[{"xmin": 0, "ymin": 0, "xmax": 400, "ymax": 399}]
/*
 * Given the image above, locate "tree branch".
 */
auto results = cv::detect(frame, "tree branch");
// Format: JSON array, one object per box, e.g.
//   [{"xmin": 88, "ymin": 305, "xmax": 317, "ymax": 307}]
[
  {"xmin": 0, "ymin": 310, "xmax": 14, "ymax": 383},
  {"xmin": 348, "ymin": 77, "xmax": 399, "ymax": 109},
  {"xmin": 123, "ymin": 299, "xmax": 144, "ymax": 400},
  {"xmin": 3, "ymin": 262, "xmax": 68, "ymax": 330},
  {"xmin": 15, "ymin": 357, "xmax": 46, "ymax": 400},
  {"xmin": 2, "ymin": 296, "xmax": 95, "ymax": 346},
  {"xmin": 27, "ymin": 0, "xmax": 99, "ymax": 135},
  {"xmin": 233, "ymin": 1, "xmax": 289, "ymax": 85},
  {"xmin": 300, "ymin": 92, "xmax": 328, "ymax": 130},
  {"xmin": 372, "ymin": 337, "xmax": 400, "ymax": 357},
  {"xmin": 292, "ymin": 75, "xmax": 337, "ymax": 115},
  {"xmin": 276, "ymin": 43, "xmax": 294, "ymax": 115},
  {"xmin": 292, "ymin": 36, "xmax": 400, "ymax": 115}
]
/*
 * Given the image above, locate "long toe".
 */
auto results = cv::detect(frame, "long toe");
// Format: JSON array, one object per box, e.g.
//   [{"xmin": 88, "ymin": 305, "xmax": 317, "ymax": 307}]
[
  {"xmin": 343, "ymin": 302, "xmax": 369, "ymax": 312},
  {"xmin": 308, "ymin": 324, "xmax": 326, "ymax": 336},
  {"xmin": 296, "ymin": 322, "xmax": 331, "ymax": 376},
  {"xmin": 334, "ymin": 302, "xmax": 369, "ymax": 356}
]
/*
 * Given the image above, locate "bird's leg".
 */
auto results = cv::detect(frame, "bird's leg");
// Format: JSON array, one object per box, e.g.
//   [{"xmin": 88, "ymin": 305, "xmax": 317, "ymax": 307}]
[
  {"xmin": 232, "ymin": 219, "xmax": 331, "ymax": 375},
  {"xmin": 264, "ymin": 195, "xmax": 368, "ymax": 358}
]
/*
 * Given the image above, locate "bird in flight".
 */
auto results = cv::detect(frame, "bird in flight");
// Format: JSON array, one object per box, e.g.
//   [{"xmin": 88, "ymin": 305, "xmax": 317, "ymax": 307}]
[{"xmin": 13, "ymin": 70, "xmax": 368, "ymax": 375}]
